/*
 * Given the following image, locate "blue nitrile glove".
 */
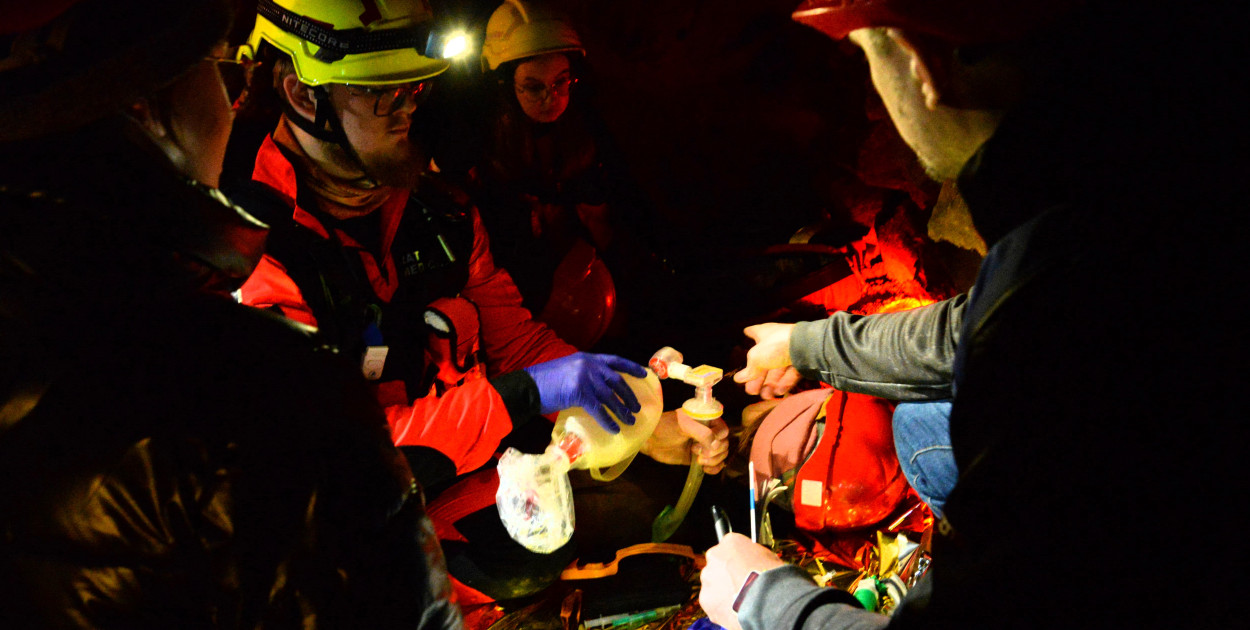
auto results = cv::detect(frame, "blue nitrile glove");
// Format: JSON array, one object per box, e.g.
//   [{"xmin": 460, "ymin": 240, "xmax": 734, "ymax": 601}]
[
  {"xmin": 687, "ymin": 618, "xmax": 726, "ymax": 630},
  {"xmin": 523, "ymin": 352, "xmax": 647, "ymax": 434}
]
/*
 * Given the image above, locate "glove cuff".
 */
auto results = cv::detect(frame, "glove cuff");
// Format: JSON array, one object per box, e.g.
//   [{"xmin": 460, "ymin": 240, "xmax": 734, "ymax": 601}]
[{"xmin": 492, "ymin": 370, "xmax": 543, "ymax": 426}]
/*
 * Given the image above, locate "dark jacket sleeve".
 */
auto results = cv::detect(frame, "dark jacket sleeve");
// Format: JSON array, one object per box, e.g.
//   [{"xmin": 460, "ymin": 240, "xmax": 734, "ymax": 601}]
[
  {"xmin": 310, "ymin": 355, "xmax": 464, "ymax": 630},
  {"xmin": 788, "ymin": 294, "xmax": 967, "ymax": 401},
  {"xmin": 737, "ymin": 565, "xmax": 890, "ymax": 630}
]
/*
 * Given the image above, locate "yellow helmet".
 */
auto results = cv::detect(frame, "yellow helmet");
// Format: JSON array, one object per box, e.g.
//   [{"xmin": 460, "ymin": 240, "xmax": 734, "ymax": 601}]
[
  {"xmin": 241, "ymin": 0, "xmax": 450, "ymax": 86},
  {"xmin": 481, "ymin": 0, "xmax": 584, "ymax": 72}
]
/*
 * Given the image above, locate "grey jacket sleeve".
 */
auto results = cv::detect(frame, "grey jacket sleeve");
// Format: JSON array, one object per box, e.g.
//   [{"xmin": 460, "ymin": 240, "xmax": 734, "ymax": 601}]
[
  {"xmin": 737, "ymin": 565, "xmax": 889, "ymax": 630},
  {"xmin": 788, "ymin": 294, "xmax": 967, "ymax": 401}
]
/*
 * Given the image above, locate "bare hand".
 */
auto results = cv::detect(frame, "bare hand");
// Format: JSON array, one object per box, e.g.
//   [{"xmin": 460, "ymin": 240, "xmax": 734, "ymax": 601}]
[
  {"xmin": 751, "ymin": 366, "xmax": 802, "ymax": 399},
  {"xmin": 734, "ymin": 323, "xmax": 799, "ymax": 398},
  {"xmin": 641, "ymin": 410, "xmax": 730, "ymax": 474},
  {"xmin": 699, "ymin": 533, "xmax": 787, "ymax": 629}
]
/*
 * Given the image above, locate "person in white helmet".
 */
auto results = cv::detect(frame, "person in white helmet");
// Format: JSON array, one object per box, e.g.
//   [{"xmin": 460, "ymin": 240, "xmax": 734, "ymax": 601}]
[{"xmin": 471, "ymin": 0, "xmax": 649, "ymax": 351}]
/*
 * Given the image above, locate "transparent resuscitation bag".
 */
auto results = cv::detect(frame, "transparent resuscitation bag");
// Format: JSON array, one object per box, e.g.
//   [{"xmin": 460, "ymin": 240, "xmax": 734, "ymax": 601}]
[{"xmin": 496, "ymin": 369, "xmax": 663, "ymax": 553}]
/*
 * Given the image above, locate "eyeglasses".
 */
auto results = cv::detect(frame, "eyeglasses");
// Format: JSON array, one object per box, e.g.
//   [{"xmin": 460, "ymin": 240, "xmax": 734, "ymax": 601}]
[
  {"xmin": 204, "ymin": 54, "xmax": 262, "ymax": 110},
  {"xmin": 343, "ymin": 81, "xmax": 432, "ymax": 116},
  {"xmin": 514, "ymin": 75, "xmax": 577, "ymax": 104}
]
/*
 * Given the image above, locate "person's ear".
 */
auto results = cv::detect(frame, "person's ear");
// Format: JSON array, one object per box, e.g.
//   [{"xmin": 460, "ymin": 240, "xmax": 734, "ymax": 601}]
[
  {"xmin": 884, "ymin": 28, "xmax": 947, "ymax": 111},
  {"xmin": 125, "ymin": 95, "xmax": 193, "ymax": 178},
  {"xmin": 281, "ymin": 72, "xmax": 318, "ymax": 120},
  {"xmin": 127, "ymin": 97, "xmax": 168, "ymax": 138}
]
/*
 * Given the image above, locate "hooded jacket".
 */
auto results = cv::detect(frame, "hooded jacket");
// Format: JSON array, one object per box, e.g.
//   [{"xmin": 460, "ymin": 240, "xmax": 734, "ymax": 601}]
[
  {"xmin": 734, "ymin": 3, "xmax": 1248, "ymax": 628},
  {"xmin": 0, "ymin": 124, "xmax": 461, "ymax": 629}
]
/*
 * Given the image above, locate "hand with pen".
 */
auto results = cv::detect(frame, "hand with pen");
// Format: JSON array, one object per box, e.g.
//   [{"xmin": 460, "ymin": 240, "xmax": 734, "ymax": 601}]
[{"xmin": 699, "ymin": 533, "xmax": 786, "ymax": 630}]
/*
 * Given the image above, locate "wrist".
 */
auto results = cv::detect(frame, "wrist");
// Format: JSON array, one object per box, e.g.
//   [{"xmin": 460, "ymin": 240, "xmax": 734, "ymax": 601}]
[
  {"xmin": 732, "ymin": 570, "xmax": 761, "ymax": 614},
  {"xmin": 493, "ymin": 370, "xmax": 542, "ymax": 421},
  {"xmin": 787, "ymin": 320, "xmax": 819, "ymax": 372}
]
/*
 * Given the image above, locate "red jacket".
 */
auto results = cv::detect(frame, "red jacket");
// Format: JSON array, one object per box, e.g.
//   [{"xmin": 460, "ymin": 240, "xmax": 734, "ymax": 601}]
[{"xmin": 240, "ymin": 134, "xmax": 575, "ymax": 474}]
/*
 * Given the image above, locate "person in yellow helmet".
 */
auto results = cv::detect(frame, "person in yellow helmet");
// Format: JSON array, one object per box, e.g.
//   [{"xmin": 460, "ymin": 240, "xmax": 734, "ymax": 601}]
[
  {"xmin": 228, "ymin": 0, "xmax": 729, "ymax": 605},
  {"xmin": 235, "ymin": 0, "xmax": 450, "ymax": 189},
  {"xmin": 233, "ymin": 0, "xmax": 643, "ymax": 484}
]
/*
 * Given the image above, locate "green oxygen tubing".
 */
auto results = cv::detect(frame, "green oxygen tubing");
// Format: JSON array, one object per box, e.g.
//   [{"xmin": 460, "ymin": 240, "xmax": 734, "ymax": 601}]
[{"xmin": 648, "ymin": 347, "xmax": 723, "ymax": 542}]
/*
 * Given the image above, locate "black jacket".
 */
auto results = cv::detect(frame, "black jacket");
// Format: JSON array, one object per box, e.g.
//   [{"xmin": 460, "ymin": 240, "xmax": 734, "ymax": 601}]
[
  {"xmin": 0, "ymin": 125, "xmax": 462, "ymax": 629},
  {"xmin": 790, "ymin": 294, "xmax": 966, "ymax": 401},
  {"xmin": 737, "ymin": 3, "xmax": 1249, "ymax": 628}
]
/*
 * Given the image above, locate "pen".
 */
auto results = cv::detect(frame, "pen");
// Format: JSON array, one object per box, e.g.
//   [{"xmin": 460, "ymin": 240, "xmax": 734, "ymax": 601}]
[
  {"xmin": 748, "ymin": 461, "xmax": 758, "ymax": 543},
  {"xmin": 712, "ymin": 504, "xmax": 732, "ymax": 541}
]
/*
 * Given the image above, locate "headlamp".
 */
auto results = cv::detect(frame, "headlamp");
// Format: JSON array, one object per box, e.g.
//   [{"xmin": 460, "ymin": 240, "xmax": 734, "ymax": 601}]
[{"xmin": 430, "ymin": 30, "xmax": 470, "ymax": 59}]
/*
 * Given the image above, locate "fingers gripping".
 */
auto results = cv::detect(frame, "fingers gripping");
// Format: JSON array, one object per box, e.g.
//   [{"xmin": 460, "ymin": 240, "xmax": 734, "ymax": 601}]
[
  {"xmin": 588, "ymin": 375, "xmax": 631, "ymax": 431},
  {"xmin": 598, "ymin": 363, "xmax": 641, "ymax": 413},
  {"xmin": 524, "ymin": 352, "xmax": 647, "ymax": 430},
  {"xmin": 596, "ymin": 353, "xmax": 647, "ymax": 379}
]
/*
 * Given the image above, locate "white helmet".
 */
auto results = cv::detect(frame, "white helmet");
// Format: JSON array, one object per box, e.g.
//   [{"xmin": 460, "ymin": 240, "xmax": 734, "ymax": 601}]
[{"xmin": 481, "ymin": 0, "xmax": 584, "ymax": 71}]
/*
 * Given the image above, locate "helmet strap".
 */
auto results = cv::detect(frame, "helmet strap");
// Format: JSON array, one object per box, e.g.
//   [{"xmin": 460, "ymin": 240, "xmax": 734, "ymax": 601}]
[
  {"xmin": 282, "ymin": 85, "xmax": 379, "ymax": 185},
  {"xmin": 281, "ymin": 85, "xmax": 345, "ymax": 144}
]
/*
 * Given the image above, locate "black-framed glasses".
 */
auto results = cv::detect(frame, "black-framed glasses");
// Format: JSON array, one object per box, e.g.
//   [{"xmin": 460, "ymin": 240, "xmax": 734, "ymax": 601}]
[
  {"xmin": 343, "ymin": 81, "xmax": 433, "ymax": 116},
  {"xmin": 514, "ymin": 75, "xmax": 577, "ymax": 104},
  {"xmin": 204, "ymin": 54, "xmax": 262, "ymax": 109}
]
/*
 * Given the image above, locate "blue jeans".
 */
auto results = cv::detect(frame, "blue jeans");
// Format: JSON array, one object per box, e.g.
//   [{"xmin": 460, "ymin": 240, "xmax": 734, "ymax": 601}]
[{"xmin": 892, "ymin": 400, "xmax": 957, "ymax": 519}]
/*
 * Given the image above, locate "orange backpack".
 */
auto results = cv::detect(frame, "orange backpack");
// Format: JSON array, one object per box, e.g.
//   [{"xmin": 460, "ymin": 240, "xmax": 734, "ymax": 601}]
[{"xmin": 750, "ymin": 387, "xmax": 908, "ymax": 532}]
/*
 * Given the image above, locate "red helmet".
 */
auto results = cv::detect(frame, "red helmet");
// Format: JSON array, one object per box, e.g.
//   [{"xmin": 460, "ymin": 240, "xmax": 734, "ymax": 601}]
[
  {"xmin": 791, "ymin": 0, "xmax": 1085, "ymax": 45},
  {"xmin": 539, "ymin": 239, "xmax": 616, "ymax": 351}
]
